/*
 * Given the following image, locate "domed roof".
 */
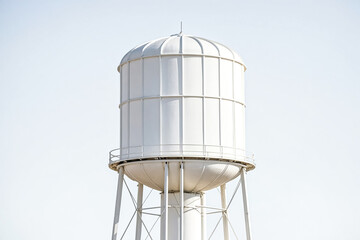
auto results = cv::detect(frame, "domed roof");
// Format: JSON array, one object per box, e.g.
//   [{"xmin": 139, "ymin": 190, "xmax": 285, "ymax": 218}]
[{"xmin": 118, "ymin": 33, "xmax": 245, "ymax": 71}]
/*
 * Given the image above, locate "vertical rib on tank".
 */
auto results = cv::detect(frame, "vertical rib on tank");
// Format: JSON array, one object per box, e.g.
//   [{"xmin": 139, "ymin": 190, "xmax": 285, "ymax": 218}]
[{"xmin": 110, "ymin": 34, "xmax": 255, "ymax": 192}]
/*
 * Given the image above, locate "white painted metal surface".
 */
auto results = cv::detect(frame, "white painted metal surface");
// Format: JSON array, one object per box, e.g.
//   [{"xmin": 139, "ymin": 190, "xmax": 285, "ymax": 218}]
[
  {"xmin": 241, "ymin": 168, "xmax": 252, "ymax": 240},
  {"xmin": 220, "ymin": 184, "xmax": 229, "ymax": 240},
  {"xmin": 161, "ymin": 192, "xmax": 202, "ymax": 240},
  {"xmin": 109, "ymin": 33, "xmax": 255, "ymax": 240},
  {"xmin": 111, "ymin": 167, "xmax": 124, "ymax": 240},
  {"xmin": 122, "ymin": 160, "xmax": 242, "ymax": 192},
  {"xmin": 180, "ymin": 162, "xmax": 184, "ymax": 240},
  {"xmin": 114, "ymin": 33, "xmax": 252, "ymax": 166},
  {"xmin": 200, "ymin": 193, "xmax": 206, "ymax": 240},
  {"xmin": 163, "ymin": 162, "xmax": 169, "ymax": 240},
  {"xmin": 111, "ymin": 33, "xmax": 254, "ymax": 193},
  {"xmin": 135, "ymin": 183, "xmax": 143, "ymax": 240}
]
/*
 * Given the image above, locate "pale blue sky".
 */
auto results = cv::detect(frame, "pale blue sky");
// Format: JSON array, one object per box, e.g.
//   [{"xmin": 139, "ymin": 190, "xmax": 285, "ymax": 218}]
[{"xmin": 1, "ymin": 0, "xmax": 360, "ymax": 239}]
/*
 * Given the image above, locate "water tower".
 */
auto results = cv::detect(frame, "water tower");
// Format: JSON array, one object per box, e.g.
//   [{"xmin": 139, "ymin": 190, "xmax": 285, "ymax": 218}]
[{"xmin": 109, "ymin": 33, "xmax": 255, "ymax": 240}]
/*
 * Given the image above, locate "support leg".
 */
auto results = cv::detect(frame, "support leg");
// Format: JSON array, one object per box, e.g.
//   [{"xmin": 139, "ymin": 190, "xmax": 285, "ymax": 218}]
[
  {"xmin": 163, "ymin": 162, "xmax": 169, "ymax": 240},
  {"xmin": 201, "ymin": 193, "xmax": 207, "ymax": 240},
  {"xmin": 112, "ymin": 166, "xmax": 124, "ymax": 240},
  {"xmin": 180, "ymin": 162, "xmax": 184, "ymax": 240},
  {"xmin": 241, "ymin": 167, "xmax": 252, "ymax": 240},
  {"xmin": 220, "ymin": 184, "xmax": 229, "ymax": 240},
  {"xmin": 135, "ymin": 183, "xmax": 143, "ymax": 240}
]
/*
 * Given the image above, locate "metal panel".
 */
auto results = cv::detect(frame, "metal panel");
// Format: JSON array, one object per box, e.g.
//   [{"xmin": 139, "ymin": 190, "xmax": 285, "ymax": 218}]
[
  {"xmin": 144, "ymin": 57, "xmax": 160, "ymax": 97},
  {"xmin": 235, "ymin": 103, "xmax": 245, "ymax": 150},
  {"xmin": 205, "ymin": 98, "xmax": 219, "ymax": 146},
  {"xmin": 233, "ymin": 62, "xmax": 243, "ymax": 102},
  {"xmin": 121, "ymin": 103, "xmax": 128, "ymax": 150},
  {"xmin": 204, "ymin": 57, "xmax": 219, "ymax": 97},
  {"xmin": 143, "ymin": 99, "xmax": 160, "ymax": 152},
  {"xmin": 221, "ymin": 100, "xmax": 234, "ymax": 148},
  {"xmin": 161, "ymin": 36, "xmax": 181, "ymax": 54},
  {"xmin": 197, "ymin": 38, "xmax": 219, "ymax": 56},
  {"xmin": 183, "ymin": 98, "xmax": 203, "ymax": 145},
  {"xmin": 216, "ymin": 43, "xmax": 234, "ymax": 59},
  {"xmin": 241, "ymin": 65, "xmax": 245, "ymax": 103},
  {"xmin": 161, "ymin": 98, "xmax": 180, "ymax": 152},
  {"xmin": 161, "ymin": 56, "xmax": 181, "ymax": 96},
  {"xmin": 129, "ymin": 100, "xmax": 142, "ymax": 148},
  {"xmin": 142, "ymin": 38, "xmax": 166, "ymax": 57},
  {"xmin": 130, "ymin": 60, "xmax": 142, "ymax": 99},
  {"xmin": 183, "ymin": 56, "xmax": 202, "ymax": 95},
  {"xmin": 121, "ymin": 63, "xmax": 128, "ymax": 103},
  {"xmin": 183, "ymin": 37, "xmax": 202, "ymax": 54},
  {"xmin": 220, "ymin": 59, "xmax": 233, "ymax": 99}
]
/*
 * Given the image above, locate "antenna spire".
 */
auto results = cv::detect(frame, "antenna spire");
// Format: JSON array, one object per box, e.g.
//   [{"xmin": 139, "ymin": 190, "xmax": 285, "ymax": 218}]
[{"xmin": 180, "ymin": 21, "xmax": 183, "ymax": 35}]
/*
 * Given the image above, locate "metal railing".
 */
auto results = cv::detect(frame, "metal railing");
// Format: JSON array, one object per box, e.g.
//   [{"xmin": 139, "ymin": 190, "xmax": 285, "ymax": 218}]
[{"xmin": 109, "ymin": 144, "xmax": 254, "ymax": 165}]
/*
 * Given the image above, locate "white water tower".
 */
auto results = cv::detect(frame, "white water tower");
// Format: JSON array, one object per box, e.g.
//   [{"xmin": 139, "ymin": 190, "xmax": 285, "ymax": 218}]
[{"xmin": 109, "ymin": 33, "xmax": 255, "ymax": 240}]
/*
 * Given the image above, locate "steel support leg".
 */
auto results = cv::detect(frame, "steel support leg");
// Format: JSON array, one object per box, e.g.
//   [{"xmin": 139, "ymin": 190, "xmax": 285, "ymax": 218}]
[
  {"xmin": 220, "ymin": 184, "xmax": 229, "ymax": 240},
  {"xmin": 164, "ymin": 162, "xmax": 169, "ymax": 240},
  {"xmin": 135, "ymin": 183, "xmax": 143, "ymax": 240},
  {"xmin": 201, "ymin": 193, "xmax": 207, "ymax": 240},
  {"xmin": 180, "ymin": 162, "xmax": 184, "ymax": 240},
  {"xmin": 112, "ymin": 166, "xmax": 124, "ymax": 240},
  {"xmin": 241, "ymin": 167, "xmax": 252, "ymax": 240}
]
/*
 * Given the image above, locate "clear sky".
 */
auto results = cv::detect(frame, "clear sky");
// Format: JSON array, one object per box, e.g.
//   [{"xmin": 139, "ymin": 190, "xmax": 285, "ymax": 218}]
[{"xmin": 1, "ymin": 0, "xmax": 360, "ymax": 239}]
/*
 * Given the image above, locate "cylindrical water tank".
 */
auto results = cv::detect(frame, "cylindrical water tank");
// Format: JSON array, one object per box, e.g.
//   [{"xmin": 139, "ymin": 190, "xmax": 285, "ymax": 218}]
[{"xmin": 111, "ymin": 34, "xmax": 254, "ymax": 192}]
